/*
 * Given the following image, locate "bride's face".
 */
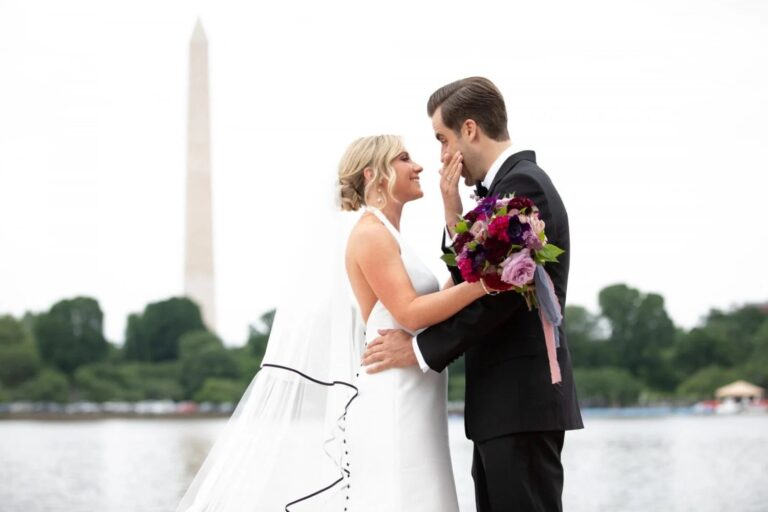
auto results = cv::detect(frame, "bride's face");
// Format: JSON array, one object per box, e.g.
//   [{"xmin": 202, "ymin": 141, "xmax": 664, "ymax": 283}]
[{"xmin": 388, "ymin": 150, "xmax": 424, "ymax": 204}]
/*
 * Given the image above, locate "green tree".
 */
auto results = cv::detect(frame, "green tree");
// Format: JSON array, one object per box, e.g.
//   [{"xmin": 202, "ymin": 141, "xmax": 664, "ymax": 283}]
[
  {"xmin": 564, "ymin": 305, "xmax": 612, "ymax": 368},
  {"xmin": 194, "ymin": 378, "xmax": 246, "ymax": 403},
  {"xmin": 123, "ymin": 297, "xmax": 206, "ymax": 362},
  {"xmin": 573, "ymin": 367, "xmax": 643, "ymax": 406},
  {"xmin": 0, "ymin": 343, "xmax": 41, "ymax": 387},
  {"xmin": 0, "ymin": 314, "xmax": 32, "ymax": 346},
  {"xmin": 33, "ymin": 297, "xmax": 108, "ymax": 375},
  {"xmin": 742, "ymin": 319, "xmax": 768, "ymax": 388},
  {"xmin": 674, "ymin": 327, "xmax": 731, "ymax": 375},
  {"xmin": 179, "ymin": 330, "xmax": 240, "ymax": 398},
  {"xmin": 73, "ymin": 360, "xmax": 185, "ymax": 402},
  {"xmin": 247, "ymin": 309, "xmax": 276, "ymax": 363},
  {"xmin": 12, "ymin": 368, "xmax": 70, "ymax": 402},
  {"xmin": 0, "ymin": 314, "xmax": 41, "ymax": 387},
  {"xmin": 598, "ymin": 285, "xmax": 677, "ymax": 390}
]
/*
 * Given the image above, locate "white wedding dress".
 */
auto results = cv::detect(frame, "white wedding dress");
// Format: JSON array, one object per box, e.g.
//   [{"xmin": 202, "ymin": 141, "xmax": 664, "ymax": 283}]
[
  {"xmin": 344, "ymin": 207, "xmax": 460, "ymax": 512},
  {"xmin": 175, "ymin": 206, "xmax": 459, "ymax": 512}
]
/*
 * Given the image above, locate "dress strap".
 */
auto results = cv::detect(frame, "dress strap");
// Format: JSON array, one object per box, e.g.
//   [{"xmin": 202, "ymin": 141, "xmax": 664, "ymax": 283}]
[{"xmin": 365, "ymin": 207, "xmax": 401, "ymax": 242}]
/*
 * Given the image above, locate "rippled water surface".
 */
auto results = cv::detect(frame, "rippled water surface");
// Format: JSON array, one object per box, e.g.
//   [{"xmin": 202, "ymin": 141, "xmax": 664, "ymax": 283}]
[{"xmin": 1, "ymin": 415, "xmax": 767, "ymax": 511}]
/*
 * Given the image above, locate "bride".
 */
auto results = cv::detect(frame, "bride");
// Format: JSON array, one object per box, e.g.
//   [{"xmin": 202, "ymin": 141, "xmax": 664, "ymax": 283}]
[{"xmin": 176, "ymin": 134, "xmax": 500, "ymax": 512}]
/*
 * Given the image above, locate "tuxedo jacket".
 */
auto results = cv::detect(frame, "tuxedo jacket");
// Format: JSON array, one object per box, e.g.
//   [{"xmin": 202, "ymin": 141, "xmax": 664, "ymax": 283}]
[{"xmin": 417, "ymin": 150, "xmax": 584, "ymax": 442}]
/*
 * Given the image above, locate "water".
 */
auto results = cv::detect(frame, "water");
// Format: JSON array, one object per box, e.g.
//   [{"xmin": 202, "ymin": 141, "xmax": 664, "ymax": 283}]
[{"xmin": 1, "ymin": 415, "xmax": 767, "ymax": 512}]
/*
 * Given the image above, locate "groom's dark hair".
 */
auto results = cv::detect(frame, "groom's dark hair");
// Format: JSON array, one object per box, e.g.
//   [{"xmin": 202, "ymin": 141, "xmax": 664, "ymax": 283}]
[{"xmin": 427, "ymin": 77, "xmax": 510, "ymax": 141}]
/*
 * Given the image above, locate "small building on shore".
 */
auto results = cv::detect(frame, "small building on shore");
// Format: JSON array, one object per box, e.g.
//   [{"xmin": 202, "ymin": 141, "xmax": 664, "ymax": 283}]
[{"xmin": 715, "ymin": 380, "xmax": 765, "ymax": 404}]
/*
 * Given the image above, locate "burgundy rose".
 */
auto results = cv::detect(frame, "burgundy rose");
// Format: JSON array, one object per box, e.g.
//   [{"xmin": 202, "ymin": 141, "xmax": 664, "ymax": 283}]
[
  {"xmin": 453, "ymin": 232, "xmax": 474, "ymax": 254},
  {"xmin": 508, "ymin": 196, "xmax": 535, "ymax": 211},
  {"xmin": 482, "ymin": 271, "xmax": 514, "ymax": 292},
  {"xmin": 484, "ymin": 237, "xmax": 509, "ymax": 265}
]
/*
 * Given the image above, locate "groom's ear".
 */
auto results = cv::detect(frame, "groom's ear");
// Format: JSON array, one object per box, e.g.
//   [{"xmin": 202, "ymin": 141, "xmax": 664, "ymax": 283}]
[{"xmin": 462, "ymin": 119, "xmax": 479, "ymax": 142}]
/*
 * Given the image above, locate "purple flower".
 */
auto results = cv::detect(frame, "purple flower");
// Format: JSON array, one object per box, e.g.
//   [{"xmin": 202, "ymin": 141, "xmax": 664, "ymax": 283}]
[
  {"xmin": 457, "ymin": 247, "xmax": 486, "ymax": 283},
  {"xmin": 500, "ymin": 249, "xmax": 536, "ymax": 287},
  {"xmin": 523, "ymin": 229, "xmax": 544, "ymax": 250},
  {"xmin": 506, "ymin": 215, "xmax": 532, "ymax": 245}
]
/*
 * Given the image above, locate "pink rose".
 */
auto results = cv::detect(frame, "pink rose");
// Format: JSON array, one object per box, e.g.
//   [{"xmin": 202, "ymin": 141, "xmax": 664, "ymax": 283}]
[
  {"xmin": 469, "ymin": 220, "xmax": 487, "ymax": 242},
  {"xmin": 528, "ymin": 213, "xmax": 546, "ymax": 237},
  {"xmin": 500, "ymin": 249, "xmax": 536, "ymax": 287}
]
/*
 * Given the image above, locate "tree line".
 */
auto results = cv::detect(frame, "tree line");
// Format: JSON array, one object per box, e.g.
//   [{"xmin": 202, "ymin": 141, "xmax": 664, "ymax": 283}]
[{"xmin": 0, "ymin": 284, "xmax": 766, "ymax": 407}]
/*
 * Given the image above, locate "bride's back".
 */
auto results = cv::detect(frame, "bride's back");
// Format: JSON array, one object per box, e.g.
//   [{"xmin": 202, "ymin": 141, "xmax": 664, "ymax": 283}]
[{"xmin": 345, "ymin": 211, "xmax": 398, "ymax": 324}]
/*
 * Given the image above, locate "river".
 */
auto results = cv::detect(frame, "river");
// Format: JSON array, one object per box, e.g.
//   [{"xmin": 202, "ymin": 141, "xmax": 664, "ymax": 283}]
[{"xmin": 1, "ymin": 414, "xmax": 766, "ymax": 511}]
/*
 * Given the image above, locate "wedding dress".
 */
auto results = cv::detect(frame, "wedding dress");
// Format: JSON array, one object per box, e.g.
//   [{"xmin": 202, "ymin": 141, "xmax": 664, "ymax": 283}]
[
  {"xmin": 345, "ymin": 207, "xmax": 460, "ymax": 511},
  {"xmin": 175, "ymin": 205, "xmax": 459, "ymax": 512}
]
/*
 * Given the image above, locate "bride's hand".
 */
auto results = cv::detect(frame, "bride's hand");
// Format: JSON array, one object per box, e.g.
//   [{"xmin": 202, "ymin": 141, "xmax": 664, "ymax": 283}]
[{"xmin": 439, "ymin": 151, "xmax": 463, "ymax": 231}]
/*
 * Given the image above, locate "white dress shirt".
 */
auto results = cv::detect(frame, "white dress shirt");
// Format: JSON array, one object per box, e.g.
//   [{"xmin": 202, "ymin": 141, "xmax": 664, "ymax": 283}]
[{"xmin": 412, "ymin": 145, "xmax": 516, "ymax": 372}]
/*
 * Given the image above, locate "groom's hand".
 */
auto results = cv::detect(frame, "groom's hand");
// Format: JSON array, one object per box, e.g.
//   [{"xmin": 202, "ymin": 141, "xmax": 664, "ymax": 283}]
[
  {"xmin": 362, "ymin": 329, "xmax": 416, "ymax": 374},
  {"xmin": 440, "ymin": 151, "xmax": 463, "ymax": 230}
]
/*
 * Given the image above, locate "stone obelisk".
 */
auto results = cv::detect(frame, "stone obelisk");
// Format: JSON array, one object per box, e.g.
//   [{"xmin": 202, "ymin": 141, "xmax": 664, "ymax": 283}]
[{"xmin": 184, "ymin": 19, "xmax": 216, "ymax": 331}]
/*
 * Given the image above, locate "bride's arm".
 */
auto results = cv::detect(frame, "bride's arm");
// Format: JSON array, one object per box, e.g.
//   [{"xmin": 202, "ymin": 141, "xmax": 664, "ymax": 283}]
[{"xmin": 351, "ymin": 223, "xmax": 485, "ymax": 332}]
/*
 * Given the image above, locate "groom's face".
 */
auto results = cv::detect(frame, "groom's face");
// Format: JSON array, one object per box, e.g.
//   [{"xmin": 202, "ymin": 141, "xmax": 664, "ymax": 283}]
[{"xmin": 431, "ymin": 108, "xmax": 478, "ymax": 186}]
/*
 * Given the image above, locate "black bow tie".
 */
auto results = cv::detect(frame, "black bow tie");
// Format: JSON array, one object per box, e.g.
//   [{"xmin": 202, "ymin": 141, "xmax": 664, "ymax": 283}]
[{"xmin": 474, "ymin": 183, "xmax": 489, "ymax": 198}]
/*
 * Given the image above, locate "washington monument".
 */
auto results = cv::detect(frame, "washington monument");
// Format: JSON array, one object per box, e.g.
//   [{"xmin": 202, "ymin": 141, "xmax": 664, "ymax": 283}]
[{"xmin": 184, "ymin": 19, "xmax": 216, "ymax": 331}]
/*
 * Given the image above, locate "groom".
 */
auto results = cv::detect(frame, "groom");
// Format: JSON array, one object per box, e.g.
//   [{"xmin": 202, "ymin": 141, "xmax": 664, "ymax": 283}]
[{"xmin": 362, "ymin": 77, "xmax": 583, "ymax": 511}]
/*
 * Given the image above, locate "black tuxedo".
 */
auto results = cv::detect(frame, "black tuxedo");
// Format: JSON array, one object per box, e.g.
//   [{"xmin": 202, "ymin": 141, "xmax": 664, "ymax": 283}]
[{"xmin": 417, "ymin": 150, "xmax": 583, "ymax": 511}]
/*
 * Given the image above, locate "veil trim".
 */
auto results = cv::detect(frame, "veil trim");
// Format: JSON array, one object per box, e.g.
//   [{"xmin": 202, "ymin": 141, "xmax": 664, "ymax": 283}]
[{"xmin": 261, "ymin": 363, "xmax": 359, "ymax": 511}]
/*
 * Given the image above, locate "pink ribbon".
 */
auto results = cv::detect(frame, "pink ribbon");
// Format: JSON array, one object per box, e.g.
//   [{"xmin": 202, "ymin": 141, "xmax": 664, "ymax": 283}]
[{"xmin": 539, "ymin": 309, "xmax": 562, "ymax": 385}]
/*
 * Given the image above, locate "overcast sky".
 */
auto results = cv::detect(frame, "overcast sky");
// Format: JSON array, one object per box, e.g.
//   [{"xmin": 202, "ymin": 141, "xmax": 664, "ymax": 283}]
[{"xmin": 1, "ymin": 0, "xmax": 766, "ymax": 346}]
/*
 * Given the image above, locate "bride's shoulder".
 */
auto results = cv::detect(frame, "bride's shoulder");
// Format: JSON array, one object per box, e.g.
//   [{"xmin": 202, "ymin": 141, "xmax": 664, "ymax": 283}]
[{"xmin": 347, "ymin": 214, "xmax": 397, "ymax": 256}]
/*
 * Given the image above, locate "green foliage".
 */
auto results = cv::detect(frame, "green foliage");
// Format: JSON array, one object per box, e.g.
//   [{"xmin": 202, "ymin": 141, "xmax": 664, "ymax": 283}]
[
  {"xmin": 12, "ymin": 368, "xmax": 70, "ymax": 402},
  {"xmin": 193, "ymin": 378, "xmax": 246, "ymax": 403},
  {"xmin": 33, "ymin": 297, "xmax": 108, "ymax": 375},
  {"xmin": 448, "ymin": 357, "xmax": 466, "ymax": 401},
  {"xmin": 598, "ymin": 285, "xmax": 677, "ymax": 391},
  {"xmin": 179, "ymin": 331, "xmax": 240, "ymax": 398},
  {"xmin": 0, "ymin": 314, "xmax": 32, "ymax": 346},
  {"xmin": 674, "ymin": 327, "xmax": 732, "ymax": 374},
  {"xmin": 4, "ymin": 289, "xmax": 765, "ymax": 408},
  {"xmin": 565, "ymin": 305, "xmax": 612, "ymax": 368},
  {"xmin": 124, "ymin": 297, "xmax": 206, "ymax": 362},
  {"xmin": 247, "ymin": 309, "xmax": 275, "ymax": 363},
  {"xmin": 0, "ymin": 343, "xmax": 42, "ymax": 387},
  {"xmin": 574, "ymin": 367, "xmax": 643, "ymax": 406},
  {"xmin": 72, "ymin": 361, "xmax": 184, "ymax": 402}
]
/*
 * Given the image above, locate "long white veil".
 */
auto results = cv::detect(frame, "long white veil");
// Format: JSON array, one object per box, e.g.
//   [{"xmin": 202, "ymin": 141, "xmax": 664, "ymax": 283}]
[{"xmin": 176, "ymin": 194, "xmax": 365, "ymax": 511}]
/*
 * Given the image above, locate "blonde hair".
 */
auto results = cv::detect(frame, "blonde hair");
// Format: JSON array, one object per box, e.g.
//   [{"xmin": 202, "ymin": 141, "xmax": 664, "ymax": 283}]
[{"xmin": 338, "ymin": 135, "xmax": 405, "ymax": 211}]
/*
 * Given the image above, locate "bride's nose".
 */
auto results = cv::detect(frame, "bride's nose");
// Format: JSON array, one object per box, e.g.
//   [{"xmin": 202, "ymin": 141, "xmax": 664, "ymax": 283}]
[{"xmin": 413, "ymin": 163, "xmax": 423, "ymax": 173}]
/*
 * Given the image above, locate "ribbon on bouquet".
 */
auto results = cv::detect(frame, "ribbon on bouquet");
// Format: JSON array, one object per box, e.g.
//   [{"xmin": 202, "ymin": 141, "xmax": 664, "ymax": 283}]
[{"xmin": 534, "ymin": 265, "xmax": 562, "ymax": 385}]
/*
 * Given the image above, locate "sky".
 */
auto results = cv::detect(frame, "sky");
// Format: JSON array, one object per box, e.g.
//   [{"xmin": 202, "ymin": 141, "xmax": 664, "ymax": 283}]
[{"xmin": 1, "ymin": 0, "xmax": 766, "ymax": 346}]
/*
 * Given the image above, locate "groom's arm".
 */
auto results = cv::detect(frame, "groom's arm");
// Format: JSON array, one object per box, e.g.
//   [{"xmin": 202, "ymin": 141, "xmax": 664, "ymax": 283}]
[
  {"xmin": 362, "ymin": 171, "xmax": 552, "ymax": 374},
  {"xmin": 417, "ymin": 172, "xmax": 551, "ymax": 372}
]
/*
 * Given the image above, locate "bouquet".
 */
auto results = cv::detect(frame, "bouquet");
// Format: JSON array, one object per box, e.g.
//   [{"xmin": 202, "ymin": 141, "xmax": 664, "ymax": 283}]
[
  {"xmin": 441, "ymin": 193, "xmax": 566, "ymax": 384},
  {"xmin": 441, "ymin": 194, "xmax": 564, "ymax": 309}
]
